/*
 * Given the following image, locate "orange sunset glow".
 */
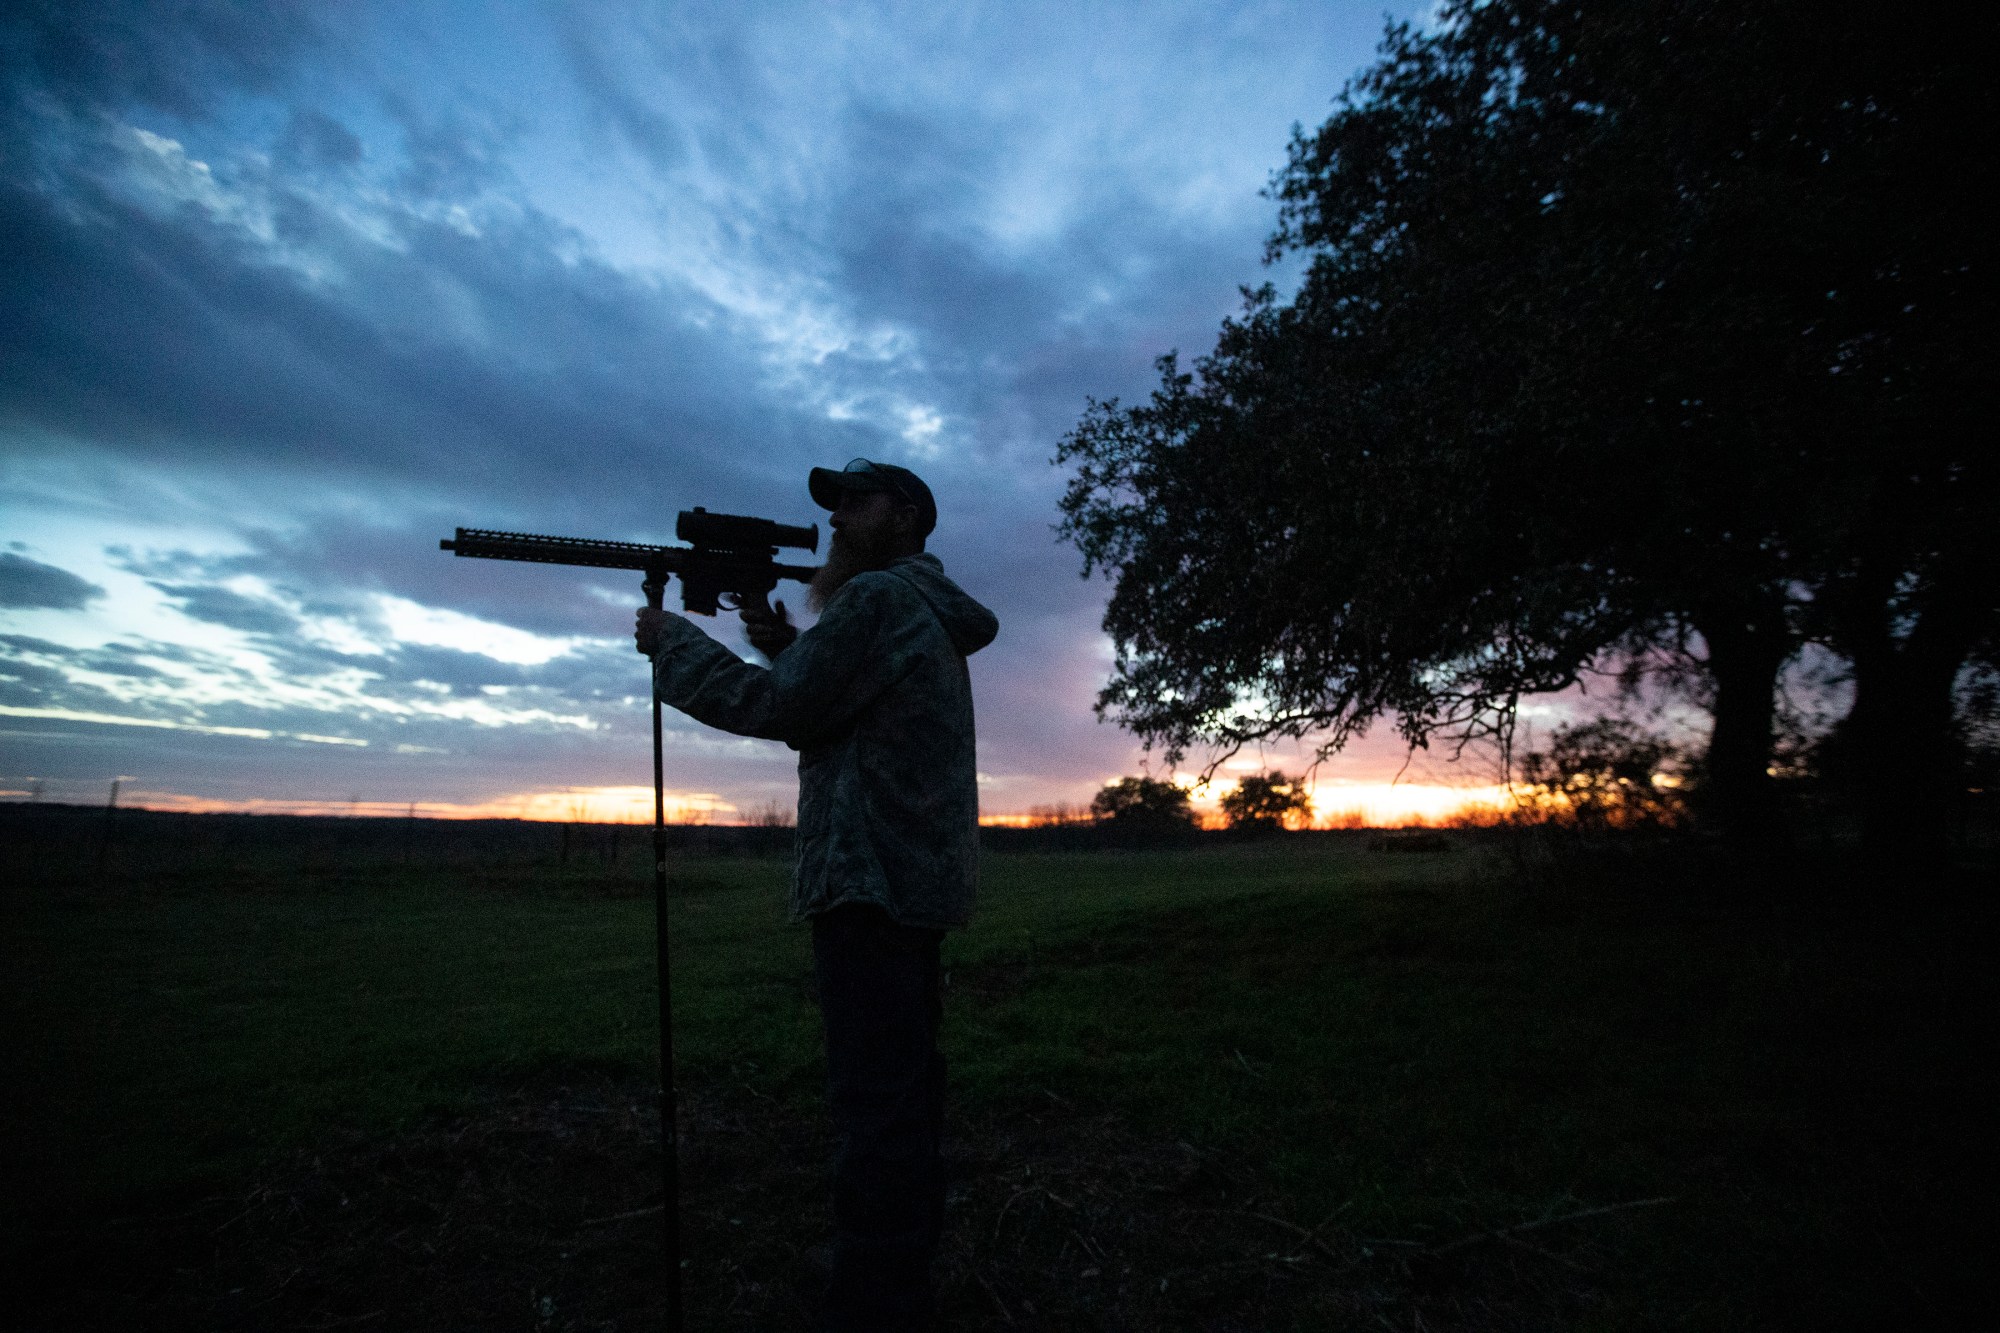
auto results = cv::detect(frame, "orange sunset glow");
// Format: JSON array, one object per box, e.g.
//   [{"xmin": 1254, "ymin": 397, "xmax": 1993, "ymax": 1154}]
[
  {"xmin": 978, "ymin": 779, "xmax": 1516, "ymax": 829},
  {"xmin": 72, "ymin": 780, "xmax": 1520, "ymax": 829},
  {"xmin": 104, "ymin": 786, "xmax": 742, "ymax": 824},
  {"xmin": 1187, "ymin": 779, "xmax": 1513, "ymax": 829}
]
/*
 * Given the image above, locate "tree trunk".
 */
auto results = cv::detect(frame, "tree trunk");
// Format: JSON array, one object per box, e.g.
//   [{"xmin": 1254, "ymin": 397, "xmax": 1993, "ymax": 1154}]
[
  {"xmin": 1847, "ymin": 652, "xmax": 1962, "ymax": 857},
  {"xmin": 1840, "ymin": 563, "xmax": 1988, "ymax": 862},
  {"xmin": 1694, "ymin": 607, "xmax": 1794, "ymax": 851}
]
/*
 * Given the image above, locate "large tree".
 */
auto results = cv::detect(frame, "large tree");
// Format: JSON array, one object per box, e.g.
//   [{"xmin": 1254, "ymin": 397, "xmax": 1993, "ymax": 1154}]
[
  {"xmin": 1220, "ymin": 772, "xmax": 1313, "ymax": 833},
  {"xmin": 1090, "ymin": 775, "xmax": 1198, "ymax": 843},
  {"xmin": 1057, "ymin": 0, "xmax": 1991, "ymax": 852}
]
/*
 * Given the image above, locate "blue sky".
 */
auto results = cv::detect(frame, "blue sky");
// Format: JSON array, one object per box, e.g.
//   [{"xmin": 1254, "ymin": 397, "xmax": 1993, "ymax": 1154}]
[{"xmin": 1, "ymin": 0, "xmax": 1492, "ymax": 821}]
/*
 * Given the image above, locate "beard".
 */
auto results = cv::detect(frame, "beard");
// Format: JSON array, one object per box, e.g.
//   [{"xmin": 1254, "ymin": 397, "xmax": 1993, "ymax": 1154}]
[{"xmin": 807, "ymin": 526, "xmax": 894, "ymax": 612}]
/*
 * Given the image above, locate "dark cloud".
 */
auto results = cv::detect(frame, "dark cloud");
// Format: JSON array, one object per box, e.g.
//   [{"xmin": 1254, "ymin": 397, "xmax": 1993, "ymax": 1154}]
[
  {"xmin": 383, "ymin": 95, "xmax": 516, "ymax": 201},
  {"xmin": 0, "ymin": 632, "xmax": 72, "ymax": 655},
  {"xmin": 0, "ymin": 162, "xmax": 862, "ymax": 534},
  {"xmin": 375, "ymin": 643, "xmax": 530, "ymax": 693},
  {"xmin": 274, "ymin": 108, "xmax": 363, "ymax": 172},
  {"xmin": 0, "ymin": 614, "xmax": 763, "ymax": 807},
  {"xmin": 179, "ymin": 524, "xmax": 662, "ymax": 641},
  {"xmin": 0, "ymin": 649, "xmax": 72, "ymax": 703},
  {"xmin": 64, "ymin": 641, "xmax": 169, "ymax": 678},
  {"xmin": 0, "ymin": 624, "xmax": 646, "ymax": 751},
  {"xmin": 545, "ymin": 8, "xmax": 1249, "ymax": 447},
  {"xmin": 1, "ymin": 0, "xmax": 327, "ymax": 121},
  {"xmin": 0, "ymin": 633, "xmax": 138, "ymax": 711},
  {"xmin": 550, "ymin": 10, "xmax": 691, "ymax": 174},
  {"xmin": 0, "ymin": 552, "xmax": 104, "ymax": 608},
  {"xmin": 2, "ymin": 632, "xmax": 223, "ymax": 698},
  {"xmin": 151, "ymin": 581, "xmax": 299, "ymax": 635},
  {"xmin": 816, "ymin": 110, "xmax": 1271, "ymax": 466}
]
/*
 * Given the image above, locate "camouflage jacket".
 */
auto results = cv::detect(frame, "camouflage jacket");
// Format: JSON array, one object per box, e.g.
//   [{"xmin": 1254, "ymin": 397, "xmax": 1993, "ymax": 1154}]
[{"xmin": 650, "ymin": 553, "xmax": 998, "ymax": 929}]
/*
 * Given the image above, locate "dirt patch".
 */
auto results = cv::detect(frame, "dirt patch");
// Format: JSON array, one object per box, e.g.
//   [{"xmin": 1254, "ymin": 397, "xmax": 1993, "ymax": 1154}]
[{"xmin": 18, "ymin": 1073, "xmax": 1626, "ymax": 1332}]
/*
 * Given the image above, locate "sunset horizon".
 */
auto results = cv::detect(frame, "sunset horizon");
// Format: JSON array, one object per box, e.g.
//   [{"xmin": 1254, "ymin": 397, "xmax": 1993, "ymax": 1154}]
[{"xmin": 2, "ymin": 772, "xmax": 1523, "ymax": 831}]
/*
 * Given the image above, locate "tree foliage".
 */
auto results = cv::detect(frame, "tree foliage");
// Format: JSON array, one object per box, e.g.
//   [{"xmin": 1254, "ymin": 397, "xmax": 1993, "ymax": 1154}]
[
  {"xmin": 1515, "ymin": 719, "xmax": 1689, "ymax": 832},
  {"xmin": 1057, "ymin": 0, "xmax": 1992, "ymax": 848},
  {"xmin": 1089, "ymin": 775, "xmax": 1196, "ymax": 840},
  {"xmin": 1219, "ymin": 771, "xmax": 1313, "ymax": 832}
]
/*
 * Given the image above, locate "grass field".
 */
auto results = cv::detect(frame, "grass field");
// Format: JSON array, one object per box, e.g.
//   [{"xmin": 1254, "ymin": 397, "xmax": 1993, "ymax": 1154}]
[{"xmin": 4, "ymin": 810, "xmax": 1984, "ymax": 1330}]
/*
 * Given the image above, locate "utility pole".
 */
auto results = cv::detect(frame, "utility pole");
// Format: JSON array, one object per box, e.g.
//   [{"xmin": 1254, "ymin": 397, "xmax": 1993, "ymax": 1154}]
[{"xmin": 98, "ymin": 776, "xmax": 122, "ymax": 875}]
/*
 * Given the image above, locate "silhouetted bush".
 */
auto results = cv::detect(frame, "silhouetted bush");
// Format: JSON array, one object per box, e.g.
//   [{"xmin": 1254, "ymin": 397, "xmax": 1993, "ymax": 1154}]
[
  {"xmin": 1089, "ymin": 776, "xmax": 1199, "ymax": 847},
  {"xmin": 1219, "ymin": 771, "xmax": 1311, "ymax": 833},
  {"xmin": 1513, "ymin": 719, "xmax": 1690, "ymax": 832}
]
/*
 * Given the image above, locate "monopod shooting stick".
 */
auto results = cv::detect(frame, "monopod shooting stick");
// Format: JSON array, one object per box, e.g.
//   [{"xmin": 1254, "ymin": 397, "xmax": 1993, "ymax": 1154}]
[{"xmin": 441, "ymin": 509, "xmax": 817, "ymax": 1329}]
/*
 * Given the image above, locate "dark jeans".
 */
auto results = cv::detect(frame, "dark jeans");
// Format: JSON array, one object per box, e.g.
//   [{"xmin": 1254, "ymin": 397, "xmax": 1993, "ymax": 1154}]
[{"xmin": 811, "ymin": 903, "xmax": 947, "ymax": 1333}]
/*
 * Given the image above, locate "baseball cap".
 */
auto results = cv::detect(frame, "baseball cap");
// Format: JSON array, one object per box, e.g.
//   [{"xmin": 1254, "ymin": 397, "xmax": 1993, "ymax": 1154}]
[{"xmin": 807, "ymin": 457, "xmax": 937, "ymax": 536}]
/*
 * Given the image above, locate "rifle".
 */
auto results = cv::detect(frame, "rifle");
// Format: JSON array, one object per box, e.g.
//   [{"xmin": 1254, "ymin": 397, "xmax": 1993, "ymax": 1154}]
[
  {"xmin": 439, "ymin": 507, "xmax": 818, "ymax": 1333},
  {"xmin": 440, "ymin": 506, "xmax": 820, "ymax": 614}
]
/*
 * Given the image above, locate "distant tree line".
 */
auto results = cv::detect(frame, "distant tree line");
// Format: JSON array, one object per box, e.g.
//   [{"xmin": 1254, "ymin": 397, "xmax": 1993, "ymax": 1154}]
[
  {"xmin": 1058, "ymin": 0, "xmax": 1992, "ymax": 860},
  {"xmin": 1017, "ymin": 772, "xmax": 1319, "ymax": 843}
]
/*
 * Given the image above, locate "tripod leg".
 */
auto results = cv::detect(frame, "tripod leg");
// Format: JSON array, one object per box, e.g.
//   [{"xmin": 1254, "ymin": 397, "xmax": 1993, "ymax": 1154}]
[{"xmin": 645, "ymin": 579, "xmax": 683, "ymax": 1331}]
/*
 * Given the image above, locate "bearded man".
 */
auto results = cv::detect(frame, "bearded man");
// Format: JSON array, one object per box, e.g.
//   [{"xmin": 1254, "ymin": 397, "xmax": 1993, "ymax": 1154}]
[{"xmin": 633, "ymin": 457, "xmax": 997, "ymax": 1333}]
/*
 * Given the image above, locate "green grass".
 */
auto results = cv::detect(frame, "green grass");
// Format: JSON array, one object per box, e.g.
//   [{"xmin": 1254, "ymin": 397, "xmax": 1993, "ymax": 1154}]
[
  {"xmin": 3, "ymin": 855, "xmax": 813, "ymax": 1206},
  {"xmin": 5, "ymin": 832, "xmax": 1980, "ymax": 1324}
]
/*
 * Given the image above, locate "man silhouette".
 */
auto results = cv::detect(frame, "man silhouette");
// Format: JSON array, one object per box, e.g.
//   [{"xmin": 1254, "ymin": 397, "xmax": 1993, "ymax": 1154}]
[{"xmin": 635, "ymin": 458, "xmax": 997, "ymax": 1332}]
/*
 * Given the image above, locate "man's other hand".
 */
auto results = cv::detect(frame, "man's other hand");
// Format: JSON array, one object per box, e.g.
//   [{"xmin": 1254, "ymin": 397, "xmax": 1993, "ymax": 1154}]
[
  {"xmin": 634, "ymin": 606, "xmax": 671, "ymax": 657},
  {"xmin": 742, "ymin": 599, "xmax": 798, "ymax": 659}
]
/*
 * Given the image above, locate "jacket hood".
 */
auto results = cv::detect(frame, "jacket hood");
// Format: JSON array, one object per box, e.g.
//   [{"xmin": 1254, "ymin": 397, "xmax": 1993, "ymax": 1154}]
[{"xmin": 885, "ymin": 553, "xmax": 999, "ymax": 656}]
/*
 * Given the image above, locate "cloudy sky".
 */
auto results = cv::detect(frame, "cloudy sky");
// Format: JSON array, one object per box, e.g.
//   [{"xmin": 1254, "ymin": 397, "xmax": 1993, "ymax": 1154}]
[{"xmin": 2, "ymin": 0, "xmax": 1520, "ymax": 823}]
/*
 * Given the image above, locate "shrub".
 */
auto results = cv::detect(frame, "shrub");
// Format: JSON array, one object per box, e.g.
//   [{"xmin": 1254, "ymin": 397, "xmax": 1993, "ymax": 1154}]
[{"xmin": 1514, "ymin": 719, "xmax": 1690, "ymax": 832}]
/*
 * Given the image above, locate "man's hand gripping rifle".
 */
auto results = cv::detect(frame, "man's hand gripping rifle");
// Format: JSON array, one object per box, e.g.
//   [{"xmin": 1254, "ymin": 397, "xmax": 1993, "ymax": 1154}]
[{"xmin": 440, "ymin": 506, "xmax": 818, "ymax": 621}]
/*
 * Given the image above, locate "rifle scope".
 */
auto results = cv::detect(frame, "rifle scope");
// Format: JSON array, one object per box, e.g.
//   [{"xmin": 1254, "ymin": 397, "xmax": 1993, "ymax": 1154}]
[{"xmin": 676, "ymin": 507, "xmax": 818, "ymax": 554}]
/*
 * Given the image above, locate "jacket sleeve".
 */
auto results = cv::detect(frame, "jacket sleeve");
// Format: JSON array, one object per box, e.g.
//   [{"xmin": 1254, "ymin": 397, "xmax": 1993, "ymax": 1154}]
[{"xmin": 650, "ymin": 577, "xmax": 892, "ymax": 746}]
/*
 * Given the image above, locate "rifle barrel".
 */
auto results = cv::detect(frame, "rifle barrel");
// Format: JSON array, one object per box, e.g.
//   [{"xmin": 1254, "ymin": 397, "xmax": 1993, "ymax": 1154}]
[
  {"xmin": 441, "ymin": 527, "xmax": 816, "ymax": 586},
  {"xmin": 441, "ymin": 528, "xmax": 680, "ymax": 572}
]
